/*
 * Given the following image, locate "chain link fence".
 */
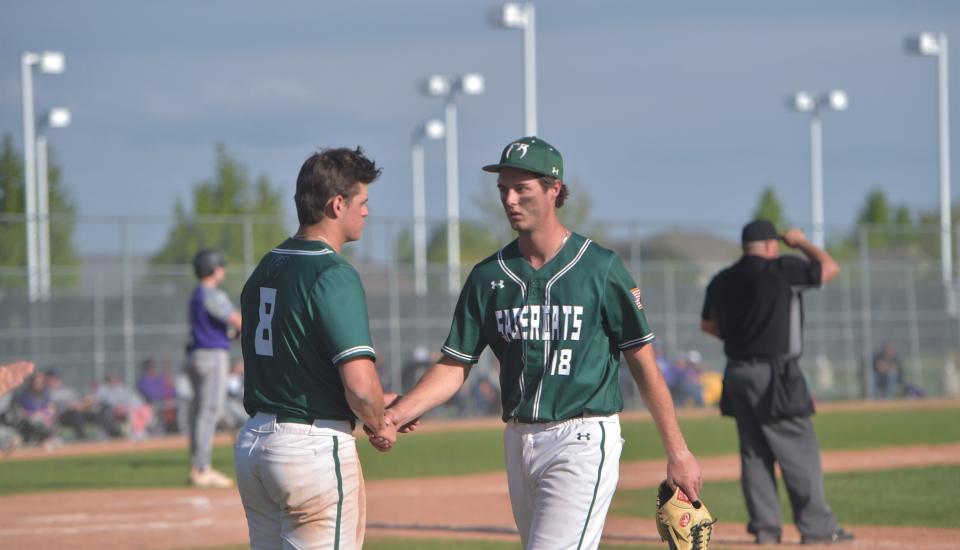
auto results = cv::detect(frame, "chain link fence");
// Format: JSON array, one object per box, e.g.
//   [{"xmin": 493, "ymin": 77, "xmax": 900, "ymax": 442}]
[{"xmin": 1, "ymin": 214, "xmax": 958, "ymax": 410}]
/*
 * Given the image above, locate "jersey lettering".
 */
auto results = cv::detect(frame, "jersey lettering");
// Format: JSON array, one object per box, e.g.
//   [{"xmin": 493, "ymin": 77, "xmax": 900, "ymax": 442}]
[
  {"xmin": 549, "ymin": 348, "xmax": 573, "ymax": 375},
  {"xmin": 255, "ymin": 287, "xmax": 277, "ymax": 356},
  {"xmin": 495, "ymin": 305, "xmax": 583, "ymax": 342}
]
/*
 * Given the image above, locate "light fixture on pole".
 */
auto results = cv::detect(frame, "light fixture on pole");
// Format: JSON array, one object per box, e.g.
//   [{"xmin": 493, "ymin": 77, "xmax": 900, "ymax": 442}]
[
  {"xmin": 37, "ymin": 107, "xmax": 71, "ymax": 301},
  {"xmin": 20, "ymin": 51, "xmax": 65, "ymax": 303},
  {"xmin": 421, "ymin": 73, "xmax": 485, "ymax": 294},
  {"xmin": 491, "ymin": 3, "xmax": 537, "ymax": 136},
  {"xmin": 788, "ymin": 89, "xmax": 848, "ymax": 249},
  {"xmin": 411, "ymin": 119, "xmax": 445, "ymax": 297},
  {"xmin": 905, "ymin": 31, "xmax": 954, "ymax": 313}
]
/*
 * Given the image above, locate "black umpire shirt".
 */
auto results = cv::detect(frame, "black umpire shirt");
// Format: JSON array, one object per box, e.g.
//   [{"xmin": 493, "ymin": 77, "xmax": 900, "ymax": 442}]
[{"xmin": 701, "ymin": 255, "xmax": 821, "ymax": 359}]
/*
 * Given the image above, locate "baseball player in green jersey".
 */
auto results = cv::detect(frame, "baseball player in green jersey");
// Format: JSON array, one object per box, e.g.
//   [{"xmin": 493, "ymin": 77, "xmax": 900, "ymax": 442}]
[
  {"xmin": 387, "ymin": 137, "xmax": 704, "ymax": 549},
  {"xmin": 235, "ymin": 147, "xmax": 396, "ymax": 550}
]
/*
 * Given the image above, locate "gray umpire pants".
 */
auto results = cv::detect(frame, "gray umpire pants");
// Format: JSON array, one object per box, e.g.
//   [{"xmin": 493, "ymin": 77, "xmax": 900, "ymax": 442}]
[
  {"xmin": 724, "ymin": 360, "xmax": 839, "ymax": 540},
  {"xmin": 187, "ymin": 349, "xmax": 230, "ymax": 471}
]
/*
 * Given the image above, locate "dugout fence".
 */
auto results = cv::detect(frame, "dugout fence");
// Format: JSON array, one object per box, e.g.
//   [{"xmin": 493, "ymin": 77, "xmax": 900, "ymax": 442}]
[{"xmin": 1, "ymin": 215, "xmax": 958, "ymax": 413}]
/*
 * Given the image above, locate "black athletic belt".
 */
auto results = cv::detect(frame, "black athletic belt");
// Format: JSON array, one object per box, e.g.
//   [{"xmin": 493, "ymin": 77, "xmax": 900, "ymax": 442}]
[
  {"xmin": 728, "ymin": 355, "xmax": 778, "ymax": 363},
  {"xmin": 272, "ymin": 413, "xmax": 356, "ymax": 431}
]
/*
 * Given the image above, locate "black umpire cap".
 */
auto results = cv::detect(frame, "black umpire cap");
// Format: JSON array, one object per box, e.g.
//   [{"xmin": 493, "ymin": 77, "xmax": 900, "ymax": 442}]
[
  {"xmin": 193, "ymin": 249, "xmax": 226, "ymax": 279},
  {"xmin": 741, "ymin": 220, "xmax": 779, "ymax": 244}
]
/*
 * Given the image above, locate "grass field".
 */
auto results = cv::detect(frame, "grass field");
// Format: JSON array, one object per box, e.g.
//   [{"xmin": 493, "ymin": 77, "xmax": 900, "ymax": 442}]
[
  {"xmin": 611, "ymin": 465, "xmax": 960, "ymax": 528},
  {"xmin": 0, "ymin": 406, "xmax": 957, "ymax": 495}
]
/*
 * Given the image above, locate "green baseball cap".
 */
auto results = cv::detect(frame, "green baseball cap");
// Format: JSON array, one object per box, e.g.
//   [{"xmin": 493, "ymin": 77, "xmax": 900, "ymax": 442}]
[{"xmin": 482, "ymin": 136, "xmax": 563, "ymax": 180}]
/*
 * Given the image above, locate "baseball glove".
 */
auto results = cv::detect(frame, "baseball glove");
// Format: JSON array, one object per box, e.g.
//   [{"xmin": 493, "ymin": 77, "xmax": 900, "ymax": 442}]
[{"xmin": 655, "ymin": 480, "xmax": 717, "ymax": 550}]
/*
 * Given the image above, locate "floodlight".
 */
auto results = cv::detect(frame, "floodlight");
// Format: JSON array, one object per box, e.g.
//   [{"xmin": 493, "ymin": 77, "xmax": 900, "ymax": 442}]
[
  {"xmin": 791, "ymin": 92, "xmax": 816, "ymax": 113},
  {"xmin": 46, "ymin": 107, "xmax": 71, "ymax": 128},
  {"xmin": 826, "ymin": 90, "xmax": 848, "ymax": 111},
  {"xmin": 459, "ymin": 73, "xmax": 485, "ymax": 95},
  {"xmin": 424, "ymin": 75, "xmax": 451, "ymax": 97},
  {"xmin": 499, "ymin": 3, "xmax": 527, "ymax": 28},
  {"xmin": 39, "ymin": 51, "xmax": 65, "ymax": 74},
  {"xmin": 424, "ymin": 119, "xmax": 445, "ymax": 140},
  {"xmin": 905, "ymin": 32, "xmax": 942, "ymax": 56}
]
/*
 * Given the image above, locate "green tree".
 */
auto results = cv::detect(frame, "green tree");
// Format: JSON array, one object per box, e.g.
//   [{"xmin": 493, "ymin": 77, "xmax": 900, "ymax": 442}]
[
  {"xmin": 856, "ymin": 189, "xmax": 893, "ymax": 248},
  {"xmin": 0, "ymin": 134, "xmax": 79, "ymax": 280},
  {"xmin": 151, "ymin": 144, "xmax": 288, "ymax": 269},
  {"xmin": 751, "ymin": 186, "xmax": 788, "ymax": 230}
]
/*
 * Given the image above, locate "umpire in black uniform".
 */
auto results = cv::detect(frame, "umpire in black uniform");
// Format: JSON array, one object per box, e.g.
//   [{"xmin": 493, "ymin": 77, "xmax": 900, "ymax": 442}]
[{"xmin": 701, "ymin": 220, "xmax": 853, "ymax": 545}]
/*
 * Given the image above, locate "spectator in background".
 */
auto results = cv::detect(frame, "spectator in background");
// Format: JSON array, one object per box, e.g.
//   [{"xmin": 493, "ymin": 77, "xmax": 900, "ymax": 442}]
[
  {"xmin": 872, "ymin": 342, "xmax": 902, "ymax": 399},
  {"xmin": 95, "ymin": 373, "xmax": 154, "ymax": 440},
  {"xmin": 46, "ymin": 369, "xmax": 105, "ymax": 440},
  {"xmin": 221, "ymin": 360, "xmax": 247, "ymax": 430},
  {"xmin": 654, "ymin": 342, "xmax": 680, "ymax": 389},
  {"xmin": 14, "ymin": 372, "xmax": 58, "ymax": 447},
  {"xmin": 673, "ymin": 350, "xmax": 705, "ymax": 407},
  {"xmin": 402, "ymin": 346, "xmax": 433, "ymax": 393},
  {"xmin": 174, "ymin": 365, "xmax": 193, "ymax": 435},
  {"xmin": 137, "ymin": 359, "xmax": 178, "ymax": 433}
]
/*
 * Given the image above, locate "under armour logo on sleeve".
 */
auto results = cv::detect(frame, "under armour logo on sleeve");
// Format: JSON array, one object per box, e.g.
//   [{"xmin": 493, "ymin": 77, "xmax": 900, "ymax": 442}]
[
  {"xmin": 491, "ymin": 280, "xmax": 505, "ymax": 289},
  {"xmin": 576, "ymin": 433, "xmax": 590, "ymax": 441}
]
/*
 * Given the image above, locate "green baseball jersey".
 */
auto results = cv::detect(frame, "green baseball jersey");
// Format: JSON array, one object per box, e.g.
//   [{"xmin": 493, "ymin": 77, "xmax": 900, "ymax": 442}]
[
  {"xmin": 240, "ymin": 238, "xmax": 376, "ymax": 423},
  {"xmin": 442, "ymin": 232, "xmax": 655, "ymax": 422}
]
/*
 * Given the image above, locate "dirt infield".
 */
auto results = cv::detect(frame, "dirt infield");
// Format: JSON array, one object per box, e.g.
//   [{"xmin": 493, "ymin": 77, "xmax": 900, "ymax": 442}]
[{"xmin": 1, "ymin": 442, "xmax": 958, "ymax": 549}]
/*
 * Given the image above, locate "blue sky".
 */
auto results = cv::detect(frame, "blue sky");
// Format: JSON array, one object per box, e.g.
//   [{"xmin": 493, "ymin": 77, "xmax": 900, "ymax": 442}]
[{"xmin": 1, "ymin": 1, "xmax": 957, "ymax": 253}]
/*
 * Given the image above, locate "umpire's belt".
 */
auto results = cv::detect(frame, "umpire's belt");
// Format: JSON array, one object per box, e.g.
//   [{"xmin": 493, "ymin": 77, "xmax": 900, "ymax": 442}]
[{"xmin": 727, "ymin": 354, "xmax": 779, "ymax": 365}]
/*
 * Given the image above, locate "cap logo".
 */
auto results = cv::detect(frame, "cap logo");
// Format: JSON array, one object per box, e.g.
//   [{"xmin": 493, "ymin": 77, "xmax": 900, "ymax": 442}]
[
  {"xmin": 551, "ymin": 166, "xmax": 559, "ymax": 176},
  {"xmin": 506, "ymin": 142, "xmax": 529, "ymax": 159}
]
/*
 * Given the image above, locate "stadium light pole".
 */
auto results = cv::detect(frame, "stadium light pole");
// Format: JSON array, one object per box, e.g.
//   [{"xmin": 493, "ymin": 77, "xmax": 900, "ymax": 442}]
[
  {"xmin": 491, "ymin": 3, "xmax": 537, "ymax": 136},
  {"xmin": 422, "ymin": 73, "xmax": 485, "ymax": 294},
  {"xmin": 788, "ymin": 89, "xmax": 848, "ymax": 249},
  {"xmin": 37, "ymin": 107, "xmax": 71, "ymax": 301},
  {"xmin": 21, "ymin": 51, "xmax": 65, "ymax": 303},
  {"xmin": 905, "ymin": 32, "xmax": 954, "ymax": 314},
  {"xmin": 411, "ymin": 119, "xmax": 445, "ymax": 297}
]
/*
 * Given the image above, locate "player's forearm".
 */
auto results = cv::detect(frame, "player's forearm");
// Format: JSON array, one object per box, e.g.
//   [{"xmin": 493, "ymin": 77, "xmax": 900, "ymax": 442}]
[
  {"xmin": 344, "ymin": 385, "xmax": 386, "ymax": 432},
  {"xmin": 339, "ymin": 358, "xmax": 387, "ymax": 432},
  {"xmin": 791, "ymin": 237, "xmax": 840, "ymax": 284},
  {"xmin": 626, "ymin": 346, "xmax": 692, "ymax": 458},
  {"xmin": 389, "ymin": 357, "xmax": 469, "ymax": 426}
]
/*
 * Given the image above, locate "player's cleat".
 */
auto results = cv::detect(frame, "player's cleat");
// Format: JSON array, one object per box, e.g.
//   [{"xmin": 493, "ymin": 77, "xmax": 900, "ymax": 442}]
[
  {"xmin": 801, "ymin": 528, "xmax": 854, "ymax": 545},
  {"xmin": 189, "ymin": 468, "xmax": 235, "ymax": 489}
]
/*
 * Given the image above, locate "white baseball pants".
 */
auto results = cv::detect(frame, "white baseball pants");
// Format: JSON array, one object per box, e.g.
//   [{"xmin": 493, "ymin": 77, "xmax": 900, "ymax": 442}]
[
  {"xmin": 504, "ymin": 413, "xmax": 623, "ymax": 550},
  {"xmin": 234, "ymin": 413, "xmax": 365, "ymax": 550}
]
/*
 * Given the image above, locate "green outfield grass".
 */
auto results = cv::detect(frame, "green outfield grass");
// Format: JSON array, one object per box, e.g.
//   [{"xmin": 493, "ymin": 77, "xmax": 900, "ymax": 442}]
[
  {"xmin": 611, "ymin": 465, "xmax": 960, "ymax": 528},
  {"xmin": 0, "ymin": 406, "xmax": 957, "ymax": 495},
  {"xmin": 358, "ymin": 406, "xmax": 960, "ymax": 479}
]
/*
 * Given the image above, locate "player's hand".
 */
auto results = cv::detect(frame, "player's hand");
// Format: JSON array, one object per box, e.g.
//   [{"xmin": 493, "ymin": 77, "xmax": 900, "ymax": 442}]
[
  {"xmin": 666, "ymin": 448, "xmax": 703, "ymax": 503},
  {"xmin": 0, "ymin": 360, "xmax": 34, "ymax": 396},
  {"xmin": 780, "ymin": 229, "xmax": 807, "ymax": 248},
  {"xmin": 368, "ymin": 419, "xmax": 397, "ymax": 452},
  {"xmin": 385, "ymin": 407, "xmax": 420, "ymax": 434}
]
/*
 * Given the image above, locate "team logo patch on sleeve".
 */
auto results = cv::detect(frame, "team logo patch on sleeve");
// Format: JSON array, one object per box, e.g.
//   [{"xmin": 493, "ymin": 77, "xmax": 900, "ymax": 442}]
[{"xmin": 630, "ymin": 287, "xmax": 644, "ymax": 310}]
